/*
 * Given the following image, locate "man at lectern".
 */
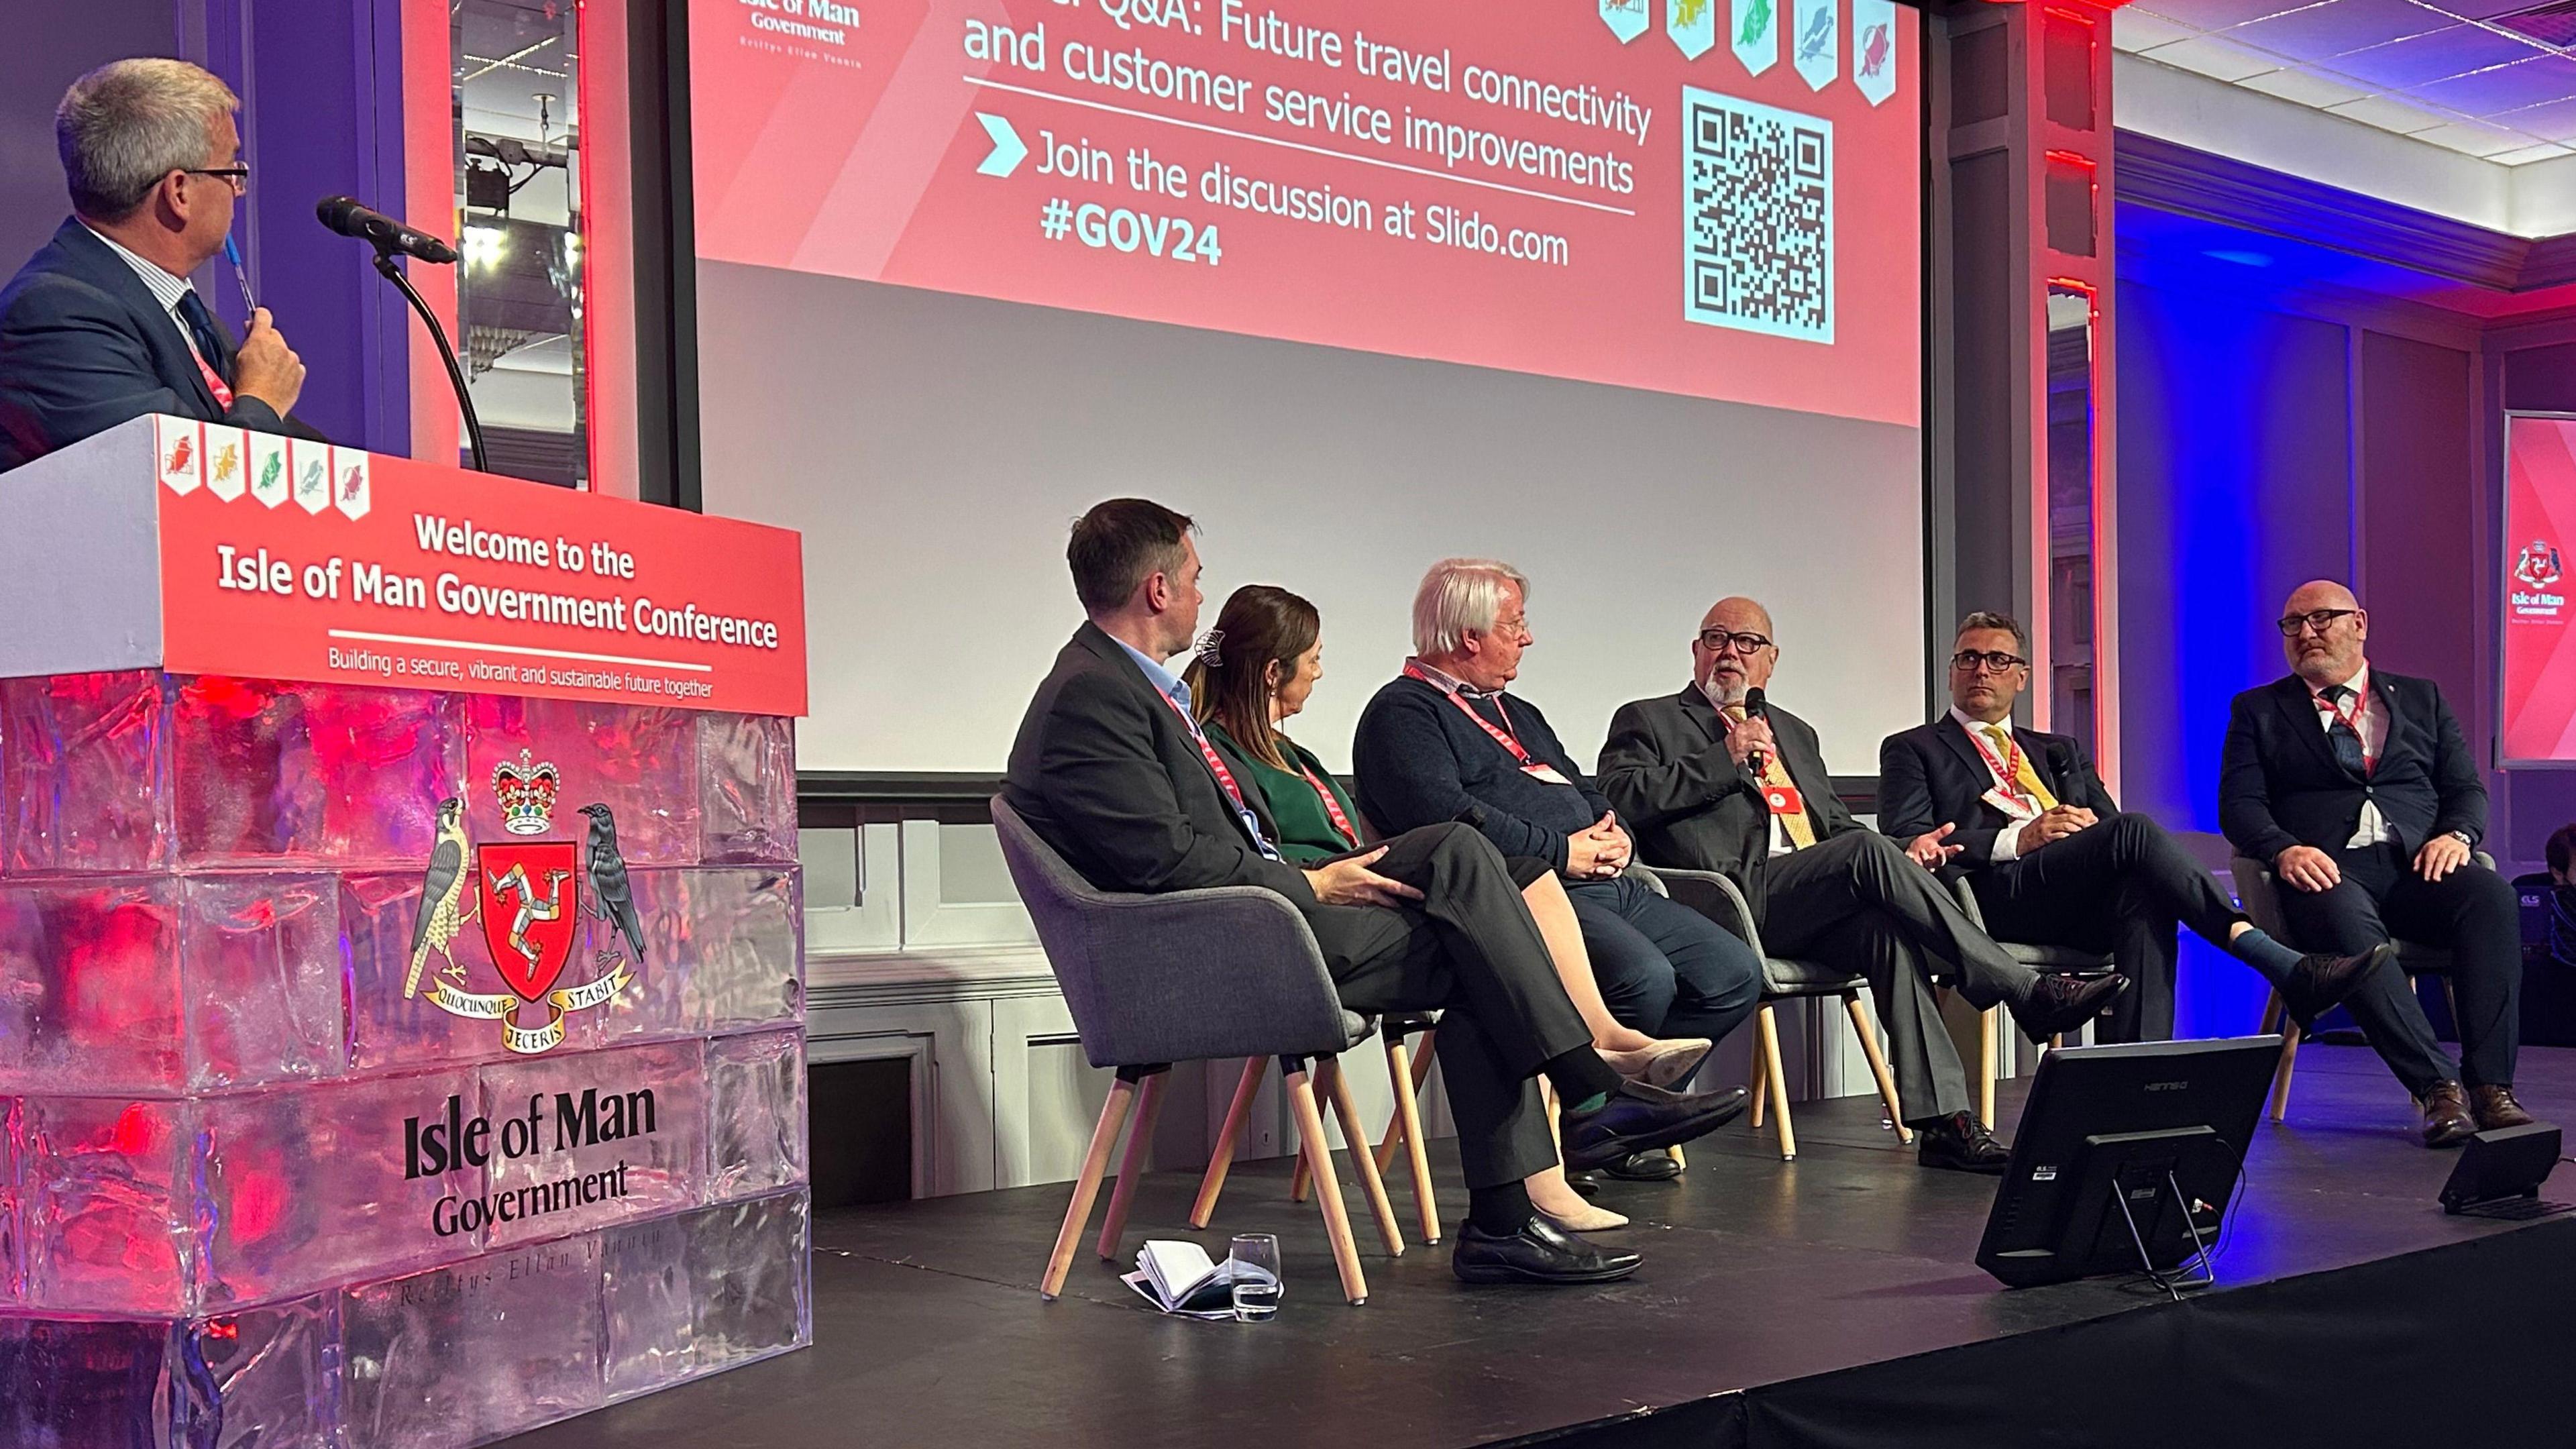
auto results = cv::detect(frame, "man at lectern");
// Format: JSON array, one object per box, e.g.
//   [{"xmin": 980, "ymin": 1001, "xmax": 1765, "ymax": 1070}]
[
  {"xmin": 0, "ymin": 58, "xmax": 312, "ymax": 472},
  {"xmin": 2220, "ymin": 580, "xmax": 2532, "ymax": 1146},
  {"xmin": 1006, "ymin": 500, "xmax": 1749, "ymax": 1285}
]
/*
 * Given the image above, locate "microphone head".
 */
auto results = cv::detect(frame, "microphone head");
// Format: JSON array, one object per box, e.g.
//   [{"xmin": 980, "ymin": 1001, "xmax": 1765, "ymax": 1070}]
[
  {"xmin": 315, "ymin": 195, "xmax": 362, "ymax": 232},
  {"xmin": 1745, "ymin": 686, "xmax": 1768, "ymax": 718}
]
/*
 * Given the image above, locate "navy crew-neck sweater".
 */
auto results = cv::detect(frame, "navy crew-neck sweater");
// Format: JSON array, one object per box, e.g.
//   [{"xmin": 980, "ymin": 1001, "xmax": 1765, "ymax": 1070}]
[{"xmin": 1352, "ymin": 675, "xmax": 1612, "ymax": 877}]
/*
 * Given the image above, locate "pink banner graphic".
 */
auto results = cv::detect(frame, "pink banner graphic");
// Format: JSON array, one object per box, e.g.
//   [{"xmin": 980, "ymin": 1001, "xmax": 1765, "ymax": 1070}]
[
  {"xmin": 690, "ymin": 0, "xmax": 1921, "ymax": 427},
  {"xmin": 2502, "ymin": 415, "xmax": 2576, "ymax": 762}
]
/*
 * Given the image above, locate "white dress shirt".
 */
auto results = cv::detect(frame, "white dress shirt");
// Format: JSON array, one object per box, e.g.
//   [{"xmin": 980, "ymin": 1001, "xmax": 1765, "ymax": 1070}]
[
  {"xmin": 83, "ymin": 225, "xmax": 214, "ymax": 370},
  {"xmin": 2311, "ymin": 663, "xmax": 2391, "ymax": 848},
  {"xmin": 1947, "ymin": 707, "xmax": 2041, "ymax": 863}
]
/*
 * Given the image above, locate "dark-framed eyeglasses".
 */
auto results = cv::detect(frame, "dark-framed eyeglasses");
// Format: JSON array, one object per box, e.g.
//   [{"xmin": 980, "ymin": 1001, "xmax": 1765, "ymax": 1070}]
[
  {"xmin": 182, "ymin": 165, "xmax": 251, "ymax": 194},
  {"xmin": 2275, "ymin": 608, "xmax": 2359, "ymax": 638},
  {"xmin": 1697, "ymin": 629, "xmax": 1774, "ymax": 655},
  {"xmin": 1949, "ymin": 649, "xmax": 2028, "ymax": 675}
]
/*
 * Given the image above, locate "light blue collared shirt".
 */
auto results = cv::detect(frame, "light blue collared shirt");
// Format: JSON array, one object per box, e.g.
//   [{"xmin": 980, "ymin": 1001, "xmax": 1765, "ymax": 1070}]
[{"xmin": 1114, "ymin": 637, "xmax": 1282, "ymax": 861}]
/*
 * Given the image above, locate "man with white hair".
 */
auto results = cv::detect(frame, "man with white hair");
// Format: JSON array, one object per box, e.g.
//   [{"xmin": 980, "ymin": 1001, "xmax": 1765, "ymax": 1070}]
[
  {"xmin": 1, "ymin": 58, "xmax": 311, "ymax": 472},
  {"xmin": 1354, "ymin": 560, "xmax": 1763, "ymax": 1182}
]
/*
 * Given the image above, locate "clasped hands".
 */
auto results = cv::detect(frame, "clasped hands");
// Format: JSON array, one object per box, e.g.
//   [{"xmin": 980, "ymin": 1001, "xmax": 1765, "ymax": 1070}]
[
  {"xmin": 2015, "ymin": 804, "xmax": 2096, "ymax": 857},
  {"xmin": 1566, "ymin": 812, "xmax": 1632, "ymax": 880}
]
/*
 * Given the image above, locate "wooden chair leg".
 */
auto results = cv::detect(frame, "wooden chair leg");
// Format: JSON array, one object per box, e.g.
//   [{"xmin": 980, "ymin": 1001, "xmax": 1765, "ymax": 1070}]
[
  {"xmin": 2269, "ymin": 1017, "xmax": 2302, "ymax": 1124},
  {"xmin": 1669, "ymin": 1143, "xmax": 1686, "ymax": 1171},
  {"xmin": 1845, "ymin": 991, "xmax": 1913, "ymax": 1146},
  {"xmin": 1041, "ymin": 1076, "xmax": 1136, "ymax": 1300},
  {"xmin": 2258, "ymin": 990, "xmax": 2284, "ymax": 1036},
  {"xmin": 1381, "ymin": 1034, "xmax": 1441, "ymax": 1245},
  {"xmin": 1191, "ymin": 1057, "xmax": 1267, "ymax": 1230},
  {"xmin": 1374, "ymin": 1028, "xmax": 1438, "ymax": 1173},
  {"xmin": 1323, "ymin": 1057, "xmax": 1405, "ymax": 1256},
  {"xmin": 1285, "ymin": 1063, "xmax": 1368, "ymax": 1305},
  {"xmin": 1978, "ymin": 1006, "xmax": 1998, "ymax": 1128},
  {"xmin": 1747, "ymin": 1004, "xmax": 1772, "ymax": 1128},
  {"xmin": 1756, "ymin": 1002, "xmax": 1796, "ymax": 1161},
  {"xmin": 1095, "ymin": 1071, "xmax": 1166, "ymax": 1260}
]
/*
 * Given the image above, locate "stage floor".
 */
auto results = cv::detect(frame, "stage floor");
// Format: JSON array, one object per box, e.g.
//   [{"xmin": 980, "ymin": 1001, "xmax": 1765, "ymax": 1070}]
[{"xmin": 504, "ymin": 1042, "xmax": 2576, "ymax": 1448}]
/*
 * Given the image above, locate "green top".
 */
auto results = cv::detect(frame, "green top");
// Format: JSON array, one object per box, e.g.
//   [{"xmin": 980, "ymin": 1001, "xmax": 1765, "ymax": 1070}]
[{"xmin": 1205, "ymin": 720, "xmax": 1364, "ymax": 864}]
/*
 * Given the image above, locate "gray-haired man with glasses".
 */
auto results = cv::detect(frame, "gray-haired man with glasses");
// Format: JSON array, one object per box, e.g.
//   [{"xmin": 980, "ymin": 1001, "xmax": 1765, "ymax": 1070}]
[
  {"xmin": 1, "ymin": 58, "xmax": 312, "ymax": 472},
  {"xmin": 1881, "ymin": 610, "xmax": 2390, "ymax": 1047},
  {"xmin": 1601, "ymin": 598, "xmax": 2128, "ymax": 1173},
  {"xmin": 2218, "ymin": 580, "xmax": 2530, "ymax": 1146}
]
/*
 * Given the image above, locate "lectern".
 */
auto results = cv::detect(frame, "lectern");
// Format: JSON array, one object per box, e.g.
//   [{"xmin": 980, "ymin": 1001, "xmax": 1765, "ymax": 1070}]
[{"xmin": 0, "ymin": 417, "xmax": 810, "ymax": 1445}]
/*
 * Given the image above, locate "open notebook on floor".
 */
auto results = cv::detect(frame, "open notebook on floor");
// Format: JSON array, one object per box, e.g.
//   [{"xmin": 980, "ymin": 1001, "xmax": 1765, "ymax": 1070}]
[{"xmin": 1121, "ymin": 1240, "xmax": 1275, "ymax": 1318}]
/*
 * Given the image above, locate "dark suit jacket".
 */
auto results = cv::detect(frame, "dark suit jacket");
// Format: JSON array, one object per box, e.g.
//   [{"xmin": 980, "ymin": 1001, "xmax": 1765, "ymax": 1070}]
[
  {"xmin": 1877, "ymin": 714, "xmax": 2118, "ymax": 879},
  {"xmin": 1003, "ymin": 623, "xmax": 1316, "ymax": 907},
  {"xmin": 1596, "ymin": 684, "xmax": 1860, "ymax": 923},
  {"xmin": 2218, "ymin": 669, "xmax": 2483, "ymax": 862},
  {"xmin": 0, "ymin": 217, "xmax": 319, "ymax": 472}
]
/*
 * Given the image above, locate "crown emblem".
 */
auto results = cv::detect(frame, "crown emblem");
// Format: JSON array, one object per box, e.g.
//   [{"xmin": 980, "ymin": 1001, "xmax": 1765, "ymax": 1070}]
[{"xmin": 492, "ymin": 749, "xmax": 562, "ymax": 835}]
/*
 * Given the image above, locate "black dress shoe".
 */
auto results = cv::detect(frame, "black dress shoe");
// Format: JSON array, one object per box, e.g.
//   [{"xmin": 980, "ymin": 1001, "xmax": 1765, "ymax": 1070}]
[
  {"xmin": 1560, "ymin": 1081, "xmax": 1751, "ymax": 1172},
  {"xmin": 1601, "ymin": 1149, "xmax": 1682, "ymax": 1182},
  {"xmin": 2282, "ymin": 943, "xmax": 2398, "ymax": 1030},
  {"xmin": 1915, "ymin": 1112, "xmax": 2011, "ymax": 1173},
  {"xmin": 1566, "ymin": 1170, "xmax": 1601, "ymax": 1199},
  {"xmin": 1451, "ymin": 1214, "xmax": 1644, "ymax": 1285},
  {"xmin": 2009, "ymin": 973, "xmax": 2130, "ymax": 1042}
]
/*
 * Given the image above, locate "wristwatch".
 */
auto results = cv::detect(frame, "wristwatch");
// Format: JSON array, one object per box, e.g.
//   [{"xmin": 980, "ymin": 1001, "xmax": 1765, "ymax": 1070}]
[{"xmin": 2445, "ymin": 830, "xmax": 2475, "ymax": 848}]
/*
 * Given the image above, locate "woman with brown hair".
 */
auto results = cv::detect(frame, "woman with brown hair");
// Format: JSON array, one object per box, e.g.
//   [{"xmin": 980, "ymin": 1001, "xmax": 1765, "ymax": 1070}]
[{"xmin": 1187, "ymin": 584, "xmax": 1709, "ymax": 1230}]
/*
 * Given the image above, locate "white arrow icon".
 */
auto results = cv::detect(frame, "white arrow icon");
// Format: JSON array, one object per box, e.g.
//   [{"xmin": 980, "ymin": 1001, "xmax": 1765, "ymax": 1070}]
[{"xmin": 976, "ymin": 113, "xmax": 1028, "ymax": 177}]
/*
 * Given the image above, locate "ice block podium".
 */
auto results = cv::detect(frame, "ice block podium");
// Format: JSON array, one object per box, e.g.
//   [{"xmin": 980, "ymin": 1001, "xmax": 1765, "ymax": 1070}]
[{"xmin": 0, "ymin": 417, "xmax": 810, "ymax": 1446}]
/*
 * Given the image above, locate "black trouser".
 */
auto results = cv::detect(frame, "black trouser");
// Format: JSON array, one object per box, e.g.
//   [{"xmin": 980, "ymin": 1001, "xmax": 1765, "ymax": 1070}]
[
  {"xmin": 1566, "ymin": 873, "xmax": 1764, "ymax": 1056},
  {"xmin": 1760, "ymin": 831, "xmax": 2043, "ymax": 1122},
  {"xmin": 1303, "ymin": 823, "xmax": 1593, "ymax": 1189},
  {"xmin": 1969, "ymin": 812, "xmax": 2243, "ymax": 1042},
  {"xmin": 2272, "ymin": 840, "xmax": 2522, "ymax": 1096}
]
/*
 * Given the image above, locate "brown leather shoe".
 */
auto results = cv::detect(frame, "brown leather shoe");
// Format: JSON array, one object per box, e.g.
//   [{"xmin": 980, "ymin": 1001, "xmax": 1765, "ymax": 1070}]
[
  {"xmin": 2420, "ymin": 1083, "xmax": 2477, "ymax": 1148},
  {"xmin": 2471, "ymin": 1085, "xmax": 2535, "ymax": 1132}
]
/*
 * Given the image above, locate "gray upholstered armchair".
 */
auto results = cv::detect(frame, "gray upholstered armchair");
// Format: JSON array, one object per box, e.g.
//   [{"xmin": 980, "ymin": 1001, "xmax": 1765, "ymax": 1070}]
[{"xmin": 992, "ymin": 797, "xmax": 1398, "ymax": 1304}]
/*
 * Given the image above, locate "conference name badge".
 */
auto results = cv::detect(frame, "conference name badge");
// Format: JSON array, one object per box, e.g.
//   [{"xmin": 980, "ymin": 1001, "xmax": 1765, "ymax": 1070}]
[
  {"xmin": 1981, "ymin": 786, "xmax": 2042, "ymax": 822},
  {"xmin": 1521, "ymin": 762, "xmax": 1576, "ymax": 786},
  {"xmin": 1763, "ymin": 782, "xmax": 1807, "ymax": 818}
]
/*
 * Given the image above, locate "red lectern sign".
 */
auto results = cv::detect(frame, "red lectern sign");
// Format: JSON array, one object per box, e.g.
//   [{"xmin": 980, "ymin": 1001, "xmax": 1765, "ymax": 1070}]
[
  {"xmin": 2502, "ymin": 414, "xmax": 2576, "ymax": 764},
  {"xmin": 149, "ymin": 416, "xmax": 808, "ymax": 716}
]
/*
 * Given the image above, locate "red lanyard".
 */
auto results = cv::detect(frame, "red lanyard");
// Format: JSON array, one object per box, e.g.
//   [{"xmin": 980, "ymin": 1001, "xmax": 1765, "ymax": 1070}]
[
  {"xmin": 186, "ymin": 335, "xmax": 233, "ymax": 409},
  {"xmin": 1294, "ymin": 755, "xmax": 1359, "ymax": 848},
  {"xmin": 1157, "ymin": 691, "xmax": 1257, "ymax": 816},
  {"xmin": 1404, "ymin": 661, "xmax": 1538, "ymax": 767},
  {"xmin": 2316, "ymin": 688, "xmax": 2377, "ymax": 770},
  {"xmin": 1964, "ymin": 723, "xmax": 2037, "ymax": 801}
]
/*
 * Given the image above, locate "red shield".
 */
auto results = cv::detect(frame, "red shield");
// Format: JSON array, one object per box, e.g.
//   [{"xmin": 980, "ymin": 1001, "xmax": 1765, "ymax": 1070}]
[{"xmin": 476, "ymin": 841, "xmax": 584, "ymax": 1001}]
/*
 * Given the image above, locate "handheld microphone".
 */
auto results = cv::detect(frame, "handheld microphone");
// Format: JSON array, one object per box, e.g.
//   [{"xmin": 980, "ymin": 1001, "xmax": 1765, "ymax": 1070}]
[
  {"xmin": 315, "ymin": 197, "xmax": 460, "ymax": 264},
  {"xmin": 1743, "ymin": 686, "xmax": 1769, "ymax": 777}
]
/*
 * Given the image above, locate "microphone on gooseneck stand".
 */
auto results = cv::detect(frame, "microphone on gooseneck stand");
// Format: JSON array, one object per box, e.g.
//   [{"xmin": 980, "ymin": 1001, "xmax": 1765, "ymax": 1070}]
[
  {"xmin": 1743, "ymin": 686, "xmax": 1770, "ymax": 777},
  {"xmin": 315, "ymin": 196, "xmax": 488, "ymax": 474}
]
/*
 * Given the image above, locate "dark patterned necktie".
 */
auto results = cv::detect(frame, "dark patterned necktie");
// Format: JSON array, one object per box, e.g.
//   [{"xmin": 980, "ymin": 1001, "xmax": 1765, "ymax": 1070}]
[
  {"xmin": 2319, "ymin": 684, "xmax": 2367, "ymax": 776},
  {"xmin": 174, "ymin": 290, "xmax": 231, "ymax": 383}
]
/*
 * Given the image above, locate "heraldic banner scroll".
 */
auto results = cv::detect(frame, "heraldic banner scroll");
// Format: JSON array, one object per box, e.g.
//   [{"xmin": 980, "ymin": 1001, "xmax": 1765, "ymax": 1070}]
[{"xmin": 0, "ymin": 417, "xmax": 811, "ymax": 1446}]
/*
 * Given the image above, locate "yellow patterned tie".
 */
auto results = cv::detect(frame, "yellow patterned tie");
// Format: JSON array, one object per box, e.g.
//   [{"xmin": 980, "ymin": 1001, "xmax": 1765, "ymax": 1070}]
[
  {"xmin": 1982, "ymin": 723, "xmax": 2059, "ymax": 812},
  {"xmin": 1727, "ymin": 707, "xmax": 1817, "ymax": 849}
]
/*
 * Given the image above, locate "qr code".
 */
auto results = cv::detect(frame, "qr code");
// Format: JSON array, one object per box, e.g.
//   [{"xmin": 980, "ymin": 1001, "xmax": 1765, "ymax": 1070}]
[{"xmin": 1683, "ymin": 87, "xmax": 1833, "ymax": 344}]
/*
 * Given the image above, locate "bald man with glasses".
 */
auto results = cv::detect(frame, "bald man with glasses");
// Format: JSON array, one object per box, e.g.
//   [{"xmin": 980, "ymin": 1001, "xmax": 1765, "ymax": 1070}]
[
  {"xmin": 1880, "ymin": 611, "xmax": 2390, "ymax": 1046},
  {"xmin": 1599, "ymin": 598, "xmax": 2127, "ymax": 1172},
  {"xmin": 2219, "ymin": 581, "xmax": 2530, "ymax": 1146}
]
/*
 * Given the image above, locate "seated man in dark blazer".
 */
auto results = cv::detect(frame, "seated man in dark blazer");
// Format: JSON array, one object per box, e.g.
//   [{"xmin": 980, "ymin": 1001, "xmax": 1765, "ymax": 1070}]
[
  {"xmin": 2221, "ymin": 580, "xmax": 2532, "ymax": 1146},
  {"xmin": 1597, "ymin": 597, "xmax": 2125, "ymax": 1172},
  {"xmin": 1352, "ymin": 559, "xmax": 1764, "ymax": 1181},
  {"xmin": 1, "ymin": 59, "xmax": 311, "ymax": 472},
  {"xmin": 1006, "ymin": 500, "xmax": 1748, "ymax": 1284},
  {"xmin": 1880, "ymin": 611, "xmax": 2387, "ymax": 1044}
]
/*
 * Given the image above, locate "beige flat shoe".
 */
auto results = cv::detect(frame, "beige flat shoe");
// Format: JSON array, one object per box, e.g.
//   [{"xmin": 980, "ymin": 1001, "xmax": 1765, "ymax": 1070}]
[
  {"xmin": 1599, "ymin": 1038, "xmax": 1714, "ymax": 1089},
  {"xmin": 1537, "ymin": 1203, "xmax": 1630, "ymax": 1233}
]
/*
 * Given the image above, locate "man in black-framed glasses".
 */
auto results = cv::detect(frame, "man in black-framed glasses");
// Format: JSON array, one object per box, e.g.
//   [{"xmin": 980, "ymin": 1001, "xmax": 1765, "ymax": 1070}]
[
  {"xmin": 1880, "ymin": 611, "xmax": 2390, "ymax": 1049},
  {"xmin": 1, "ymin": 58, "xmax": 316, "ymax": 472},
  {"xmin": 1599, "ymin": 597, "xmax": 2129, "ymax": 1173},
  {"xmin": 2220, "ymin": 580, "xmax": 2531, "ymax": 1146}
]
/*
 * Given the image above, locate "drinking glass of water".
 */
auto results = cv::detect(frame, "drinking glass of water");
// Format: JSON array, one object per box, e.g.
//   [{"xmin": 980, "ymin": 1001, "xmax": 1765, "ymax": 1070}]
[{"xmin": 1229, "ymin": 1234, "xmax": 1282, "ymax": 1322}]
